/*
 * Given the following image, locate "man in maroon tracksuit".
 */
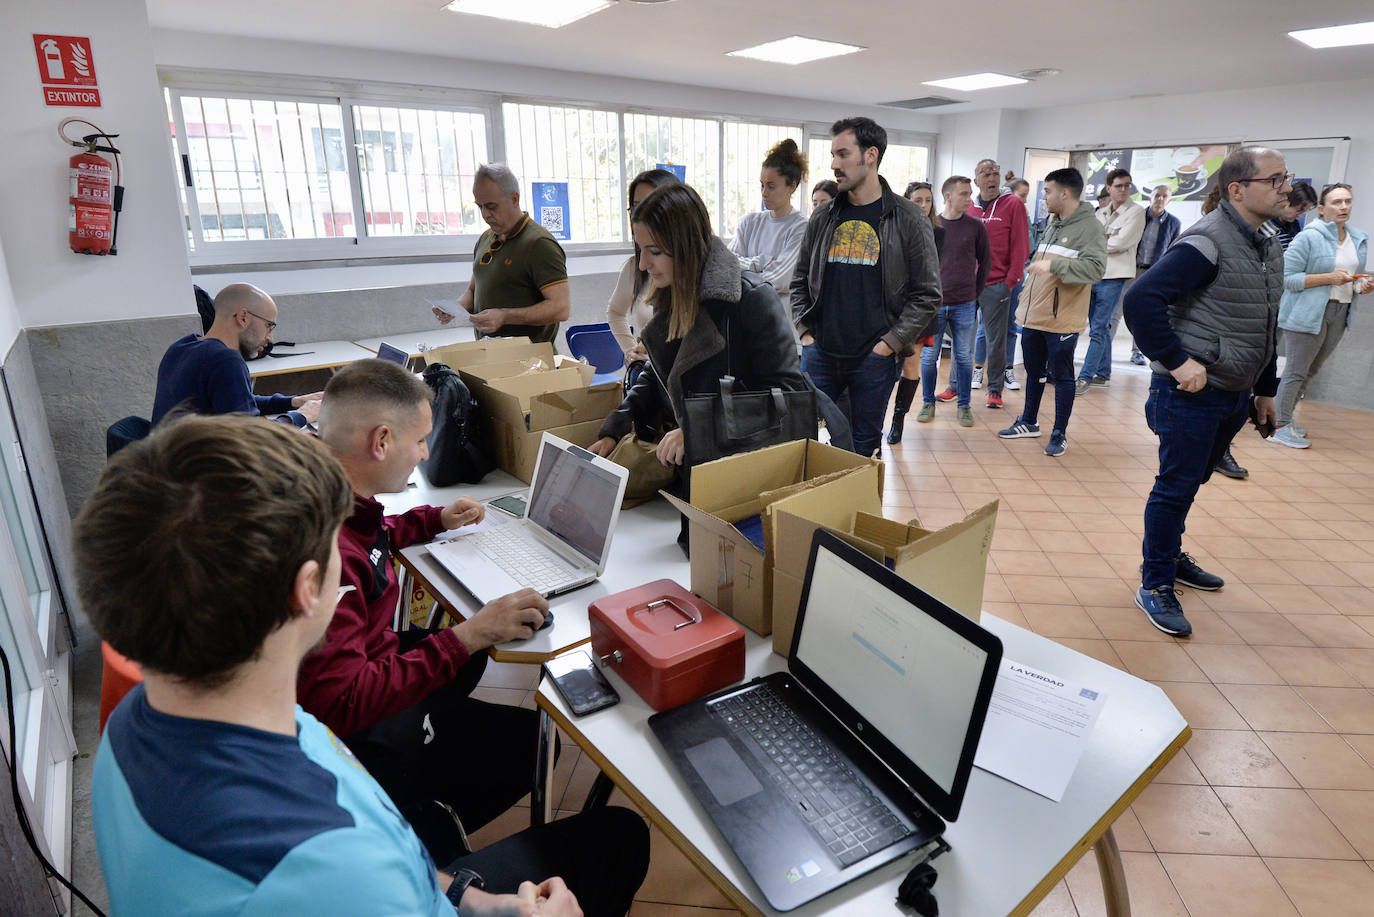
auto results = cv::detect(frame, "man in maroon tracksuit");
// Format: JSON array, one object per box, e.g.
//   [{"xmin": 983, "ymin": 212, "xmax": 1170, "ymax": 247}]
[{"xmin": 298, "ymin": 358, "xmax": 550, "ymax": 860}]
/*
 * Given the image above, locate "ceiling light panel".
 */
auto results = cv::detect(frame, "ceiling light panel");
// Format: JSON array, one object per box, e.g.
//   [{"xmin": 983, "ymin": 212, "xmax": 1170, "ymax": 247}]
[
  {"xmin": 1289, "ymin": 21, "xmax": 1374, "ymax": 49},
  {"xmin": 443, "ymin": 0, "xmax": 614, "ymax": 28},
  {"xmin": 922, "ymin": 72, "xmax": 1028, "ymax": 92},
  {"xmin": 727, "ymin": 35, "xmax": 864, "ymax": 65}
]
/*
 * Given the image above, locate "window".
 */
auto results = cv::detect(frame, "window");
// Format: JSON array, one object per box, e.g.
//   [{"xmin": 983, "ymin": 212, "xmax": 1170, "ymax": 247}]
[
  {"xmin": 502, "ymin": 103, "xmax": 621, "ymax": 243},
  {"xmin": 807, "ymin": 136, "xmax": 932, "ymax": 208},
  {"xmin": 623, "ymin": 112, "xmax": 721, "ymax": 229},
  {"xmin": 720, "ymin": 121, "xmax": 803, "ymax": 237}
]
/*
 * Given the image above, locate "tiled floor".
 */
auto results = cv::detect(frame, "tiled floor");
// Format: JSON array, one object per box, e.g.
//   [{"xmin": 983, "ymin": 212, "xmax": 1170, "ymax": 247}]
[{"xmin": 471, "ymin": 354, "xmax": 1374, "ymax": 916}]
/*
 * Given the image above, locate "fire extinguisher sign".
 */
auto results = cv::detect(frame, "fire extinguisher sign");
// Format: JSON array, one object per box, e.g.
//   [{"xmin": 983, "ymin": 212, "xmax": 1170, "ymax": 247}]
[{"xmin": 33, "ymin": 35, "xmax": 101, "ymax": 107}]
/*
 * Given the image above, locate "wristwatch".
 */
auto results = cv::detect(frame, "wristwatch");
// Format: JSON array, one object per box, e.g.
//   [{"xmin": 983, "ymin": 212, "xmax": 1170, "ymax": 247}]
[{"xmin": 445, "ymin": 867, "xmax": 486, "ymax": 907}]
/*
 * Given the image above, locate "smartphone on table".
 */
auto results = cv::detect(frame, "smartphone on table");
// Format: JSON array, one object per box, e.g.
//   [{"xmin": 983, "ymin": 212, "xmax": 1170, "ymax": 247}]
[
  {"xmin": 543, "ymin": 650, "xmax": 620, "ymax": 716},
  {"xmin": 489, "ymin": 492, "xmax": 527, "ymax": 517}
]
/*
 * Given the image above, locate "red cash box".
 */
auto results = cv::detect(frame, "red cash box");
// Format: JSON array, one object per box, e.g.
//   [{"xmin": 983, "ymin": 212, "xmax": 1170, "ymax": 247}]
[{"xmin": 589, "ymin": 579, "xmax": 745, "ymax": 712}]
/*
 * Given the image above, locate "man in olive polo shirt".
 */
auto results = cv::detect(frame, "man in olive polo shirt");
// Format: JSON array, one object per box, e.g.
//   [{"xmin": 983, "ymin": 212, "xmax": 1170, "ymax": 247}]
[{"xmin": 453, "ymin": 163, "xmax": 570, "ymax": 344}]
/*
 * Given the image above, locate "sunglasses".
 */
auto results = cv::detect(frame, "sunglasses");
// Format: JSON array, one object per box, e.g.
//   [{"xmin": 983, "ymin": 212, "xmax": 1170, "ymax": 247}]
[{"xmin": 478, "ymin": 237, "xmax": 505, "ymax": 266}]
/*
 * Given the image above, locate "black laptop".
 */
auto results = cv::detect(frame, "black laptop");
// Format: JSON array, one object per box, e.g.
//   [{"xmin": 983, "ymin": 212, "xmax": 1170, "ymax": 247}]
[{"xmin": 649, "ymin": 530, "xmax": 1003, "ymax": 911}]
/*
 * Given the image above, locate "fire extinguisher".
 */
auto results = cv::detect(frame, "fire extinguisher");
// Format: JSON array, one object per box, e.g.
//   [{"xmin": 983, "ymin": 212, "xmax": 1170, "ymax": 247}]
[{"xmin": 59, "ymin": 117, "xmax": 124, "ymax": 256}]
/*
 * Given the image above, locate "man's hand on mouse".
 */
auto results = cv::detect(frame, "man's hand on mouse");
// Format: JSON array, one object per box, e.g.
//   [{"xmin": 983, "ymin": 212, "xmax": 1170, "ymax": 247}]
[{"xmin": 452, "ymin": 588, "xmax": 550, "ymax": 652}]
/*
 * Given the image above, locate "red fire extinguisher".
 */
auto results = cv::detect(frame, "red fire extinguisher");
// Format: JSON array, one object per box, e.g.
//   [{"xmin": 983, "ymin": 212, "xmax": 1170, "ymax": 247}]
[{"xmin": 59, "ymin": 117, "xmax": 124, "ymax": 256}]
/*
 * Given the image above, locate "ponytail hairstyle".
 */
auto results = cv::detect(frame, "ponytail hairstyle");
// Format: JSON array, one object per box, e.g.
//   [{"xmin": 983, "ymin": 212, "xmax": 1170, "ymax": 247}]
[
  {"xmin": 631, "ymin": 183, "xmax": 715, "ymax": 341},
  {"xmin": 1201, "ymin": 184, "xmax": 1222, "ymax": 214},
  {"xmin": 762, "ymin": 138, "xmax": 807, "ymax": 190}
]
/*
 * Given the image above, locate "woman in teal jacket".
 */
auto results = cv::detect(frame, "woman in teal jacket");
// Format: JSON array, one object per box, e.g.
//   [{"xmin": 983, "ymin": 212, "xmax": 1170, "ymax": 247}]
[{"xmin": 1271, "ymin": 183, "xmax": 1372, "ymax": 447}]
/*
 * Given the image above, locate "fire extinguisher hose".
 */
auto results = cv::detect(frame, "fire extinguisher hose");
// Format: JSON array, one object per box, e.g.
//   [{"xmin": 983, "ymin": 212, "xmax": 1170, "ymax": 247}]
[{"xmin": 59, "ymin": 117, "xmax": 124, "ymax": 255}]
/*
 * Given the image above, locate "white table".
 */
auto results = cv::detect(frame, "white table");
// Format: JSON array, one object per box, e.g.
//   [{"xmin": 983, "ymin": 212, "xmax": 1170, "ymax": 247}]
[
  {"xmin": 355, "ymin": 327, "xmax": 476, "ymax": 360},
  {"xmin": 248, "ymin": 340, "xmax": 374, "ymax": 379},
  {"xmin": 536, "ymin": 620, "xmax": 1188, "ymax": 917}
]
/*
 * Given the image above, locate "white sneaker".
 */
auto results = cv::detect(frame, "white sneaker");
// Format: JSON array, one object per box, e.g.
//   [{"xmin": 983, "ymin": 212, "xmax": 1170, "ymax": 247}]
[
  {"xmin": 971, "ymin": 367, "xmax": 984, "ymax": 390},
  {"xmin": 1003, "ymin": 369, "xmax": 1020, "ymax": 390}
]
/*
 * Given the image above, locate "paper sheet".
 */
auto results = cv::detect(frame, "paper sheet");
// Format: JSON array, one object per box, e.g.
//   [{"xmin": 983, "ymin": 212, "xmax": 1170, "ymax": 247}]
[{"xmin": 973, "ymin": 658, "xmax": 1107, "ymax": 802}]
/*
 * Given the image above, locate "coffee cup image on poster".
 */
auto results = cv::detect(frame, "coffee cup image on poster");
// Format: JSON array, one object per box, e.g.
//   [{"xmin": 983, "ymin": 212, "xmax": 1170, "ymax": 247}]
[{"xmin": 1081, "ymin": 145, "xmax": 1228, "ymax": 202}]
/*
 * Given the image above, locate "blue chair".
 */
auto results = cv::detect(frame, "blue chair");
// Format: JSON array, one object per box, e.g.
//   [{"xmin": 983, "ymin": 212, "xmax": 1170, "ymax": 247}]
[
  {"xmin": 106, "ymin": 416, "xmax": 152, "ymax": 458},
  {"xmin": 567, "ymin": 326, "xmax": 625, "ymax": 387}
]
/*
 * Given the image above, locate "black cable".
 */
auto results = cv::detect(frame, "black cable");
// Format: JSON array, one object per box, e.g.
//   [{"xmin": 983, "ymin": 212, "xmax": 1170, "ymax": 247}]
[{"xmin": 0, "ymin": 642, "xmax": 108, "ymax": 916}]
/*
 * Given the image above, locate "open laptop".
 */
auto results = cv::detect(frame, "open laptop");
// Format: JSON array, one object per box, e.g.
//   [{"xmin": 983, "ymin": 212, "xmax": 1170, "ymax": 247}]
[
  {"xmin": 375, "ymin": 341, "xmax": 410, "ymax": 365},
  {"xmin": 428, "ymin": 433, "xmax": 628, "ymax": 603},
  {"xmin": 649, "ymin": 530, "xmax": 1003, "ymax": 911}
]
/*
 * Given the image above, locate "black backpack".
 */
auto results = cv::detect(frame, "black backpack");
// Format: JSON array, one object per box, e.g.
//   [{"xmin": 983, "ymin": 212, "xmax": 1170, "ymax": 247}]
[{"xmin": 419, "ymin": 363, "xmax": 495, "ymax": 486}]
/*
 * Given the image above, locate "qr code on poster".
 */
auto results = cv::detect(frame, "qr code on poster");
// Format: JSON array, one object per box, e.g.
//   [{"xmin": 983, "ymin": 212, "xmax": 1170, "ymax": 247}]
[{"xmin": 540, "ymin": 207, "xmax": 564, "ymax": 234}]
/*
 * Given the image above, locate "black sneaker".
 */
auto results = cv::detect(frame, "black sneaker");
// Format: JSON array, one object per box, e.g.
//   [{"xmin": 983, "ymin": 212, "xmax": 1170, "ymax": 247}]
[
  {"xmin": 1175, "ymin": 552, "xmax": 1224, "ymax": 591},
  {"xmin": 1135, "ymin": 586, "xmax": 1191, "ymax": 637},
  {"xmin": 1215, "ymin": 448, "xmax": 1249, "ymax": 480}
]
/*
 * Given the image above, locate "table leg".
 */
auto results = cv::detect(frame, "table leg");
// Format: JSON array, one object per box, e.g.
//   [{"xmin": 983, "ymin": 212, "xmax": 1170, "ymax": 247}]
[
  {"xmin": 531, "ymin": 708, "xmax": 556, "ymax": 827},
  {"xmin": 1093, "ymin": 826, "xmax": 1130, "ymax": 917}
]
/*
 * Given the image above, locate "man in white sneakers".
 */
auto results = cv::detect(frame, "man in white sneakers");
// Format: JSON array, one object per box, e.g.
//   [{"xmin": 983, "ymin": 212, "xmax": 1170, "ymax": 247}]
[{"xmin": 1077, "ymin": 168, "xmax": 1145, "ymax": 393}]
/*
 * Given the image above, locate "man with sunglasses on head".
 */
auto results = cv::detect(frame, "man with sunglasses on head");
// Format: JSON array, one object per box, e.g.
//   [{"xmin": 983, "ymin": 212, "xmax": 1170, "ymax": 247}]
[
  {"xmin": 152, "ymin": 282, "xmax": 322, "ymax": 427},
  {"xmin": 435, "ymin": 163, "xmax": 570, "ymax": 344},
  {"xmin": 1124, "ymin": 147, "xmax": 1292, "ymax": 638}
]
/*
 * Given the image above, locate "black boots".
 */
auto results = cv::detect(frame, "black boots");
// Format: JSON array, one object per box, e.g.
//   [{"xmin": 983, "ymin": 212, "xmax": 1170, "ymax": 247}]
[
  {"xmin": 887, "ymin": 378, "xmax": 920, "ymax": 445},
  {"xmin": 1216, "ymin": 448, "xmax": 1249, "ymax": 480}
]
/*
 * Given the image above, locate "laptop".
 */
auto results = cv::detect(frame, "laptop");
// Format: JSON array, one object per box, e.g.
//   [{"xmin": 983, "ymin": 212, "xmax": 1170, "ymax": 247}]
[
  {"xmin": 649, "ymin": 530, "xmax": 1003, "ymax": 911},
  {"xmin": 376, "ymin": 341, "xmax": 410, "ymax": 365},
  {"xmin": 428, "ymin": 433, "xmax": 629, "ymax": 603}
]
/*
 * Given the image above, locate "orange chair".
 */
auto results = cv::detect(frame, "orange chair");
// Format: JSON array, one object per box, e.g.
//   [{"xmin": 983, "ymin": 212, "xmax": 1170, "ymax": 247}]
[{"xmin": 99, "ymin": 642, "xmax": 142, "ymax": 734}]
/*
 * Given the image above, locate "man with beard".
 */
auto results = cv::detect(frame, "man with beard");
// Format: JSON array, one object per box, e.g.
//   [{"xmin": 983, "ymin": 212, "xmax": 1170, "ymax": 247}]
[{"xmin": 152, "ymin": 282, "xmax": 322, "ymax": 426}]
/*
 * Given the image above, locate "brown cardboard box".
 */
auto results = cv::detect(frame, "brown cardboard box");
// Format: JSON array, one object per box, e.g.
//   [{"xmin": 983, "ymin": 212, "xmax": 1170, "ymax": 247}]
[
  {"xmin": 421, "ymin": 336, "xmax": 545, "ymax": 370},
  {"xmin": 771, "ymin": 502, "xmax": 999, "ymax": 656},
  {"xmin": 662, "ymin": 439, "xmax": 882, "ymax": 636}
]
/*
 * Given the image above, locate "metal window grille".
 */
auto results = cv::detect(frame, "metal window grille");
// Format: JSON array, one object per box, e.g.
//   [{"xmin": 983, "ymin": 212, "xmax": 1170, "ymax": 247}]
[
  {"xmin": 720, "ymin": 121, "xmax": 803, "ymax": 237},
  {"xmin": 623, "ymin": 111, "xmax": 721, "ymax": 231},
  {"xmin": 502, "ymin": 102, "xmax": 622, "ymax": 243}
]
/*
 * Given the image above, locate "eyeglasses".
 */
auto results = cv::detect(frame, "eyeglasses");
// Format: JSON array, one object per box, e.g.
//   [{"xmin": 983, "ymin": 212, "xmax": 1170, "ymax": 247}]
[
  {"xmin": 1234, "ymin": 172, "xmax": 1295, "ymax": 190},
  {"xmin": 244, "ymin": 309, "xmax": 277, "ymax": 331},
  {"xmin": 975, "ymin": 167, "xmax": 1000, "ymax": 177},
  {"xmin": 478, "ymin": 236, "xmax": 505, "ymax": 266}
]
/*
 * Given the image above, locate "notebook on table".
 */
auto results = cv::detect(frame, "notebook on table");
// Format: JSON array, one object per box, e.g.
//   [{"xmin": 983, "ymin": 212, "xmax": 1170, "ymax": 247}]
[
  {"xmin": 649, "ymin": 530, "xmax": 1003, "ymax": 911},
  {"xmin": 428, "ymin": 433, "xmax": 628, "ymax": 603}
]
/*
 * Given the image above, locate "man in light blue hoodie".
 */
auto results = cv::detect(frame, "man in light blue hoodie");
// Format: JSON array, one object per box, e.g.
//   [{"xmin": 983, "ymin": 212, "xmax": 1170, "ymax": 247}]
[{"xmin": 1271, "ymin": 182, "xmax": 1372, "ymax": 448}]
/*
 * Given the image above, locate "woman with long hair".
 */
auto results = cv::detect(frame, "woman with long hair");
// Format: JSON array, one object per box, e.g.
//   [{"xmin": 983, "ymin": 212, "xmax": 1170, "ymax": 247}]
[
  {"xmin": 728, "ymin": 139, "xmax": 808, "ymax": 296},
  {"xmin": 1270, "ymin": 182, "xmax": 1372, "ymax": 447},
  {"xmin": 886, "ymin": 181, "xmax": 945, "ymax": 443},
  {"xmin": 606, "ymin": 168, "xmax": 681, "ymax": 364},
  {"xmin": 811, "ymin": 180, "xmax": 839, "ymax": 210},
  {"xmin": 589, "ymin": 183, "xmax": 807, "ymax": 471}
]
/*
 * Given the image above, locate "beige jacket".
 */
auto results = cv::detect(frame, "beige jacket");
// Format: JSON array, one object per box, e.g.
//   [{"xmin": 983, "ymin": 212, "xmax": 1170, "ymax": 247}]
[
  {"xmin": 606, "ymin": 256, "xmax": 655, "ymax": 362},
  {"xmin": 1098, "ymin": 199, "xmax": 1146, "ymax": 279}
]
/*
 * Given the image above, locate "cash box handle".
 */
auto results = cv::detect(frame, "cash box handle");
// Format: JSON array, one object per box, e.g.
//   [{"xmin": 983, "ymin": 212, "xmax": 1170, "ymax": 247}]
[{"xmin": 646, "ymin": 597, "xmax": 700, "ymax": 630}]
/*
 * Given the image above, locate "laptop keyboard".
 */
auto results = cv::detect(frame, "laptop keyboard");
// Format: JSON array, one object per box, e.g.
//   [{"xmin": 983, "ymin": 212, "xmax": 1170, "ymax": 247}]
[
  {"xmin": 711, "ymin": 687, "xmax": 909, "ymax": 867},
  {"xmin": 463, "ymin": 525, "xmax": 582, "ymax": 594}
]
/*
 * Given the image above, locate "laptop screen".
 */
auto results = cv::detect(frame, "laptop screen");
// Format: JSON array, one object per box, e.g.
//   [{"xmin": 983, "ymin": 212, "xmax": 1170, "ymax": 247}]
[
  {"xmin": 793, "ymin": 535, "xmax": 1000, "ymax": 815},
  {"xmin": 525, "ymin": 440, "xmax": 622, "ymax": 563}
]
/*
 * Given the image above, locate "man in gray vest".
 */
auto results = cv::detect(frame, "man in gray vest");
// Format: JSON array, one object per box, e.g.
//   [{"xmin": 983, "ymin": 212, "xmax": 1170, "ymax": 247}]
[{"xmin": 1122, "ymin": 148, "xmax": 1291, "ymax": 637}]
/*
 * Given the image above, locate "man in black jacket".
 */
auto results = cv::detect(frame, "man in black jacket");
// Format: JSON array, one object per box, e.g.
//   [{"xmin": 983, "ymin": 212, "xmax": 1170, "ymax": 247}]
[{"xmin": 790, "ymin": 117, "xmax": 942, "ymax": 458}]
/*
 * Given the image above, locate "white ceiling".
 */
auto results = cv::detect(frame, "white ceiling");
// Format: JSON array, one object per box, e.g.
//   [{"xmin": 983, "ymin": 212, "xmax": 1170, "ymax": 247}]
[{"xmin": 146, "ymin": 0, "xmax": 1374, "ymax": 112}]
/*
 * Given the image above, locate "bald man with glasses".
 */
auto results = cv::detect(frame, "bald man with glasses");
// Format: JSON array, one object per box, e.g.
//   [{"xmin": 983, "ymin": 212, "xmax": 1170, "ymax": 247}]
[{"xmin": 151, "ymin": 282, "xmax": 322, "ymax": 427}]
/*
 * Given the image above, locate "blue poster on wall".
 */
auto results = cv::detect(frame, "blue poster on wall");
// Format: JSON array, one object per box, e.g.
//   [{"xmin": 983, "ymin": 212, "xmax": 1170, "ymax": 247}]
[
  {"xmin": 531, "ymin": 181, "xmax": 570, "ymax": 241},
  {"xmin": 656, "ymin": 162, "xmax": 687, "ymax": 182}
]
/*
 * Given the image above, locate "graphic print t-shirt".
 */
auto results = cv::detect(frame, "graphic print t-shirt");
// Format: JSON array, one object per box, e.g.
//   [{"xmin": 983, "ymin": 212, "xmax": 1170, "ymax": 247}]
[{"xmin": 816, "ymin": 197, "xmax": 885, "ymax": 358}]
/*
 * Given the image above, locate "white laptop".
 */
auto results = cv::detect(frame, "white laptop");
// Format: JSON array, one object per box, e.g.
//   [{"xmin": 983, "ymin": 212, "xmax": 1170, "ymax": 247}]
[{"xmin": 427, "ymin": 433, "xmax": 629, "ymax": 604}]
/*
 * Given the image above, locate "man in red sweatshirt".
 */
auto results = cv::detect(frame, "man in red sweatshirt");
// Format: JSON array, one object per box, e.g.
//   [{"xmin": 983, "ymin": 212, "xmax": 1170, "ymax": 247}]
[
  {"xmin": 969, "ymin": 159, "xmax": 1031, "ymax": 409},
  {"xmin": 299, "ymin": 358, "xmax": 552, "ymax": 861}
]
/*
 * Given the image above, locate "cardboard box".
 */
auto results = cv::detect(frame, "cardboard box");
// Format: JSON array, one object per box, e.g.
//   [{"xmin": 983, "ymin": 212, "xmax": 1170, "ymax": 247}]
[
  {"xmin": 422, "ymin": 336, "xmax": 544, "ymax": 370},
  {"xmin": 484, "ymin": 380, "xmax": 624, "ymax": 481},
  {"xmin": 663, "ymin": 439, "xmax": 882, "ymax": 636},
  {"xmin": 771, "ymin": 502, "xmax": 999, "ymax": 656}
]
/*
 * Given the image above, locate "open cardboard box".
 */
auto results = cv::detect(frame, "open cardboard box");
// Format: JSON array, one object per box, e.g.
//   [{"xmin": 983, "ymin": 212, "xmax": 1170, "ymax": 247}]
[
  {"xmin": 662, "ymin": 439, "xmax": 882, "ymax": 636},
  {"xmin": 422, "ymin": 336, "xmax": 546, "ymax": 370},
  {"xmin": 771, "ymin": 501, "xmax": 999, "ymax": 656}
]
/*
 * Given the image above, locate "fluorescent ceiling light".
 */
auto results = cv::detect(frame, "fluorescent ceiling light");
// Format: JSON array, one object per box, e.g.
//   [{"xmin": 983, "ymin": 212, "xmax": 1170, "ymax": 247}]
[
  {"xmin": 442, "ymin": 0, "xmax": 613, "ymax": 28},
  {"xmin": 1289, "ymin": 20, "xmax": 1374, "ymax": 48},
  {"xmin": 727, "ymin": 35, "xmax": 864, "ymax": 65},
  {"xmin": 922, "ymin": 72, "xmax": 1028, "ymax": 92}
]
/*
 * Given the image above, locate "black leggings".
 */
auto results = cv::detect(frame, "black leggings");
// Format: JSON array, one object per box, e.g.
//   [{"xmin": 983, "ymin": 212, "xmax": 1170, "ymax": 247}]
[{"xmin": 1020, "ymin": 328, "xmax": 1079, "ymax": 434}]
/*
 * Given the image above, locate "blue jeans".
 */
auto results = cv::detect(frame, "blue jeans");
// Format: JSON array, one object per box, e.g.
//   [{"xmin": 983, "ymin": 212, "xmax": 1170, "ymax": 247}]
[
  {"xmin": 974, "ymin": 280, "xmax": 1020, "ymax": 367},
  {"xmin": 1079, "ymin": 278, "xmax": 1126, "ymax": 382},
  {"xmin": 921, "ymin": 303, "xmax": 976, "ymax": 407},
  {"xmin": 802, "ymin": 346, "xmax": 900, "ymax": 458},
  {"xmin": 1141, "ymin": 376, "xmax": 1250, "ymax": 589}
]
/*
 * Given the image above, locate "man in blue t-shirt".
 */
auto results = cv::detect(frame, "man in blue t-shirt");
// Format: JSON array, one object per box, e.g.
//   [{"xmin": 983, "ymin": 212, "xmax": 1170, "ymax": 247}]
[
  {"xmin": 151, "ymin": 282, "xmax": 323, "ymax": 426},
  {"xmin": 79, "ymin": 414, "xmax": 647, "ymax": 917}
]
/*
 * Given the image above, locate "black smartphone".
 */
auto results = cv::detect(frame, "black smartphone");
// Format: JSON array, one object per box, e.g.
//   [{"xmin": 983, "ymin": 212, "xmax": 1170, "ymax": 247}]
[
  {"xmin": 544, "ymin": 650, "xmax": 620, "ymax": 716},
  {"xmin": 489, "ymin": 493, "xmax": 527, "ymax": 517}
]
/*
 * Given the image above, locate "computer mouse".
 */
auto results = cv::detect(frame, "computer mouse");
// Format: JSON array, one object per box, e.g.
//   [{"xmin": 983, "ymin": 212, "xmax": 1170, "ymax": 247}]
[{"xmin": 538, "ymin": 610, "xmax": 555, "ymax": 632}]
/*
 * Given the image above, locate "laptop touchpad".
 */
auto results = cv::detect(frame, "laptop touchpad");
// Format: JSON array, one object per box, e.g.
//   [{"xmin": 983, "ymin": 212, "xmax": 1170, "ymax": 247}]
[{"xmin": 685, "ymin": 738, "xmax": 763, "ymax": 807}]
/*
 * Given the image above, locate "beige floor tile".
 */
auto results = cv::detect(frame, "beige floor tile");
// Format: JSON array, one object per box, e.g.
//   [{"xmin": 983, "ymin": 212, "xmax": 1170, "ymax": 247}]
[
  {"xmin": 1308, "ymin": 789, "xmax": 1374, "ymax": 858},
  {"xmin": 1217, "ymin": 684, "xmax": 1332, "ymax": 733},
  {"xmin": 629, "ymin": 903, "xmax": 738, "ymax": 916},
  {"xmin": 1264, "ymin": 858, "xmax": 1374, "ymax": 917},
  {"xmin": 1154, "ymin": 748, "xmax": 1206, "ymax": 784},
  {"xmin": 1018, "ymin": 603, "xmax": 1105, "ymax": 640},
  {"xmin": 479, "ymin": 659, "xmax": 543, "ymax": 690},
  {"xmin": 1218, "ymin": 612, "xmax": 1316, "ymax": 646},
  {"xmin": 635, "ymin": 823, "xmax": 735, "ymax": 908},
  {"xmin": 1179, "ymin": 609, "xmax": 1247, "ymax": 644},
  {"xmin": 1026, "ymin": 879, "xmax": 1079, "ymax": 917},
  {"xmin": 1112, "ymin": 807, "xmax": 1153, "ymax": 852},
  {"xmin": 1131, "ymin": 783, "xmax": 1254, "ymax": 855},
  {"xmin": 1285, "ymin": 614, "xmax": 1374, "ymax": 649},
  {"xmin": 1296, "ymin": 687, "xmax": 1374, "ymax": 734},
  {"xmin": 1258, "ymin": 732, "xmax": 1374, "ymax": 790},
  {"xmin": 1065, "ymin": 851, "xmax": 1188, "ymax": 917},
  {"xmin": 1159, "ymin": 853, "xmax": 1298, "ymax": 916},
  {"xmin": 1254, "ymin": 645, "xmax": 1363, "ymax": 687},
  {"xmin": 1214, "ymin": 786, "xmax": 1358, "ymax": 858},
  {"xmin": 1325, "ymin": 647, "xmax": 1374, "ymax": 688},
  {"xmin": 1186, "ymin": 728, "xmax": 1298, "ymax": 788},
  {"xmin": 1109, "ymin": 640, "xmax": 1208, "ymax": 682},
  {"xmin": 1005, "ymin": 573, "xmax": 1080, "ymax": 605},
  {"xmin": 1156, "ymin": 680, "xmax": 1248, "ymax": 730},
  {"xmin": 1054, "ymin": 638, "xmax": 1127, "ymax": 671},
  {"xmin": 1184, "ymin": 643, "xmax": 1285, "ymax": 684}
]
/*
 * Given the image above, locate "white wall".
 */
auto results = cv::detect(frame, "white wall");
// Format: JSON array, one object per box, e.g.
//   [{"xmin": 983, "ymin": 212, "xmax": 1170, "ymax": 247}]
[
  {"xmin": 0, "ymin": 240, "xmax": 21, "ymax": 354},
  {"xmin": 934, "ymin": 110, "xmax": 1008, "ymax": 182},
  {"xmin": 0, "ymin": 0, "xmax": 192, "ymax": 329}
]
